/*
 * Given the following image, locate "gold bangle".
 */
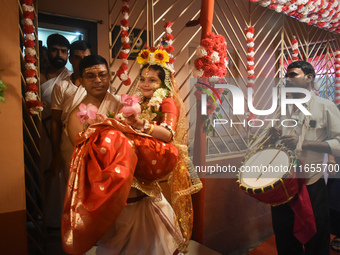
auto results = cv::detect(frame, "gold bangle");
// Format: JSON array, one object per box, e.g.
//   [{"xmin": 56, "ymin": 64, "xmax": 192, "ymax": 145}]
[{"xmin": 147, "ymin": 124, "xmax": 154, "ymax": 135}]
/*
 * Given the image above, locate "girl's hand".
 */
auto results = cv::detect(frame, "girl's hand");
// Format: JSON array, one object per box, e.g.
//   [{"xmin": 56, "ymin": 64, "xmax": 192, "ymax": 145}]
[{"xmin": 125, "ymin": 114, "xmax": 144, "ymax": 130}]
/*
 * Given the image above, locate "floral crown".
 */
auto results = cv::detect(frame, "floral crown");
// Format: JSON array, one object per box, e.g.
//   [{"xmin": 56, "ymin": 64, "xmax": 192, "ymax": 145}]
[
  {"xmin": 136, "ymin": 21, "xmax": 175, "ymax": 73},
  {"xmin": 136, "ymin": 46, "xmax": 175, "ymax": 73}
]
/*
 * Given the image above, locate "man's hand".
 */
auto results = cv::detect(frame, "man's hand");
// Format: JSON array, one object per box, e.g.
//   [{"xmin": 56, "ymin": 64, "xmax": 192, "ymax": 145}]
[
  {"xmin": 281, "ymin": 135, "xmax": 299, "ymax": 150},
  {"xmin": 266, "ymin": 127, "xmax": 281, "ymax": 144}
]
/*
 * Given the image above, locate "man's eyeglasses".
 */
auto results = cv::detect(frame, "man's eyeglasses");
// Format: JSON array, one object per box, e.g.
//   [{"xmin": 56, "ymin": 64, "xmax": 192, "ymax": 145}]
[{"xmin": 84, "ymin": 73, "xmax": 109, "ymax": 82}]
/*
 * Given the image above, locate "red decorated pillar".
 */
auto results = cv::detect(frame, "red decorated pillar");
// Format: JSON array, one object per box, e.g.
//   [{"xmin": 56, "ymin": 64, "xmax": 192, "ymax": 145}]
[{"xmin": 192, "ymin": 0, "xmax": 215, "ymax": 244}]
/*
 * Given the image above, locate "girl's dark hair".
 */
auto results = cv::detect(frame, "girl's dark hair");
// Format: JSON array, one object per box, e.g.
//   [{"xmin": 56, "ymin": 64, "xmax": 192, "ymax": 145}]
[{"xmin": 140, "ymin": 64, "xmax": 166, "ymax": 83}]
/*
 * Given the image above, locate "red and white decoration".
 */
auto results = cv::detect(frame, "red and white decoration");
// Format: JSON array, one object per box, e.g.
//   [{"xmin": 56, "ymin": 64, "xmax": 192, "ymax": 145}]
[
  {"xmin": 162, "ymin": 21, "xmax": 175, "ymax": 69},
  {"xmin": 245, "ymin": 26, "xmax": 255, "ymax": 121},
  {"xmin": 291, "ymin": 36, "xmax": 299, "ymax": 61},
  {"xmin": 193, "ymin": 32, "xmax": 228, "ymax": 78},
  {"xmin": 116, "ymin": 0, "xmax": 131, "ymax": 86},
  {"xmin": 335, "ymin": 50, "xmax": 340, "ymax": 105},
  {"xmin": 250, "ymin": 0, "xmax": 340, "ymax": 33},
  {"xmin": 21, "ymin": 0, "xmax": 43, "ymax": 115}
]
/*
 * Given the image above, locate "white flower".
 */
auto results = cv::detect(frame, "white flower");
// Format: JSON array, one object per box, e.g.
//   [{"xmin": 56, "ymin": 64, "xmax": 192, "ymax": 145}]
[
  {"xmin": 121, "ymin": 36, "xmax": 129, "ymax": 43},
  {"xmin": 248, "ymin": 70, "xmax": 255, "ymax": 76},
  {"xmin": 122, "ymin": 59, "xmax": 128, "ymax": 64},
  {"xmin": 25, "ymin": 91, "xmax": 37, "ymax": 101},
  {"xmin": 247, "ymin": 42, "xmax": 255, "ymax": 47},
  {"xmin": 165, "ymin": 27, "xmax": 172, "ymax": 34},
  {"xmin": 322, "ymin": 1, "xmax": 328, "ymax": 8},
  {"xmin": 224, "ymin": 59, "xmax": 228, "ymax": 67},
  {"xmin": 275, "ymin": 5, "xmax": 283, "ymax": 13},
  {"xmin": 289, "ymin": 4, "xmax": 298, "ymax": 11},
  {"xmin": 211, "ymin": 51, "xmax": 220, "ymax": 63},
  {"xmin": 121, "ymin": 26, "xmax": 129, "ymax": 31},
  {"xmin": 149, "ymin": 54, "xmax": 156, "ymax": 65},
  {"xmin": 322, "ymin": 11, "xmax": 330, "ymax": 18},
  {"xmin": 193, "ymin": 69, "xmax": 204, "ymax": 78},
  {"xmin": 153, "ymin": 88, "xmax": 168, "ymax": 98},
  {"xmin": 310, "ymin": 14, "xmax": 319, "ymax": 20},
  {"xmin": 30, "ymin": 106, "xmax": 43, "ymax": 115},
  {"xmin": 196, "ymin": 45, "xmax": 207, "ymax": 57},
  {"xmin": 25, "ymin": 34, "xmax": 35, "ymax": 41},
  {"xmin": 260, "ymin": 0, "xmax": 270, "ymax": 7},
  {"xmin": 292, "ymin": 42, "xmax": 298, "ymax": 49},
  {"xmin": 122, "ymin": 49, "xmax": 130, "ymax": 54},
  {"xmin": 167, "ymin": 39, "xmax": 173, "ymax": 45},
  {"xmin": 22, "ymin": 18, "xmax": 33, "ymax": 26},
  {"xmin": 277, "ymin": 0, "xmax": 287, "ymax": 4},
  {"xmin": 247, "ymin": 61, "xmax": 254, "ymax": 66},
  {"xmin": 26, "ymin": 77, "xmax": 37, "ymax": 84},
  {"xmin": 24, "ymin": 48, "xmax": 36, "ymax": 56},
  {"xmin": 120, "ymin": 72, "xmax": 128, "ymax": 81},
  {"xmin": 22, "ymin": 4, "xmax": 34, "ymax": 12},
  {"xmin": 247, "ymin": 51, "xmax": 255, "ymax": 57},
  {"xmin": 246, "ymin": 32, "xmax": 254, "ymax": 39},
  {"xmin": 123, "ymin": 13, "xmax": 129, "ymax": 19},
  {"xmin": 300, "ymin": 17, "xmax": 310, "ymax": 23},
  {"xmin": 25, "ymin": 63, "xmax": 36, "ymax": 70}
]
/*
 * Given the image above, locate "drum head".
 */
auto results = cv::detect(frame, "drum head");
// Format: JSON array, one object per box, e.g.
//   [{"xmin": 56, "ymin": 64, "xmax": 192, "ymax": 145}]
[{"xmin": 240, "ymin": 148, "xmax": 291, "ymax": 189}]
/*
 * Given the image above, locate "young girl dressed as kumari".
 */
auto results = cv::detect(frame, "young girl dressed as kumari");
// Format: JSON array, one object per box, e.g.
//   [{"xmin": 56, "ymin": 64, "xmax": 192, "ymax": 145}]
[{"xmin": 61, "ymin": 46, "xmax": 202, "ymax": 255}]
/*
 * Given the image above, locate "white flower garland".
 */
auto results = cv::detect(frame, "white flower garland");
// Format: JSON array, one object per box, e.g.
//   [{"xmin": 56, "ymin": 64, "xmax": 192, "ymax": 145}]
[
  {"xmin": 245, "ymin": 26, "xmax": 255, "ymax": 121},
  {"xmin": 291, "ymin": 36, "xmax": 299, "ymax": 61},
  {"xmin": 21, "ymin": 0, "xmax": 43, "ymax": 115},
  {"xmin": 116, "ymin": 0, "xmax": 131, "ymax": 86},
  {"xmin": 253, "ymin": 0, "xmax": 340, "ymax": 33},
  {"xmin": 335, "ymin": 50, "xmax": 340, "ymax": 104},
  {"xmin": 139, "ymin": 88, "xmax": 169, "ymax": 122}
]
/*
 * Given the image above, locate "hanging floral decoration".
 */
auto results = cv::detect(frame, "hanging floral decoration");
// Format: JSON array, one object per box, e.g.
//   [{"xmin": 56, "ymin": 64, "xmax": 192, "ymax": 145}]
[
  {"xmin": 193, "ymin": 32, "xmax": 228, "ymax": 133},
  {"xmin": 116, "ymin": 0, "xmax": 131, "ymax": 86},
  {"xmin": 335, "ymin": 50, "xmax": 340, "ymax": 105},
  {"xmin": 21, "ymin": 0, "xmax": 43, "ymax": 115},
  {"xmin": 291, "ymin": 36, "xmax": 300, "ymax": 61},
  {"xmin": 245, "ymin": 26, "xmax": 255, "ymax": 121},
  {"xmin": 250, "ymin": 0, "xmax": 340, "ymax": 33},
  {"xmin": 193, "ymin": 32, "xmax": 228, "ymax": 78},
  {"xmin": 161, "ymin": 21, "xmax": 176, "ymax": 69}
]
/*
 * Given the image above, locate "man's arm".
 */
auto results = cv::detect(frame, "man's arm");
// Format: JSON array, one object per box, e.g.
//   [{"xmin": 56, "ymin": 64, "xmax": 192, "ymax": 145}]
[{"xmin": 67, "ymin": 107, "xmax": 84, "ymax": 146}]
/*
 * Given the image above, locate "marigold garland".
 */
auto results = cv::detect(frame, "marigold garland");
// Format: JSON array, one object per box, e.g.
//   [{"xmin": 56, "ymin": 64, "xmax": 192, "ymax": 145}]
[
  {"xmin": 117, "ymin": 0, "xmax": 131, "ymax": 86},
  {"xmin": 21, "ymin": 0, "xmax": 43, "ymax": 115}
]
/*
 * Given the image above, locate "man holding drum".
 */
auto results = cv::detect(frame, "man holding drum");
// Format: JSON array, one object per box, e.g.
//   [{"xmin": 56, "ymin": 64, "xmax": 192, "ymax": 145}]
[{"xmin": 268, "ymin": 61, "xmax": 340, "ymax": 255}]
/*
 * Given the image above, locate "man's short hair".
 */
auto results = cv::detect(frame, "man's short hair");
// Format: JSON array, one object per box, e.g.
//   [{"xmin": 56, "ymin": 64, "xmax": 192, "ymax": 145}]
[
  {"xmin": 79, "ymin": 55, "xmax": 109, "ymax": 77},
  {"xmin": 69, "ymin": 40, "xmax": 92, "ymax": 57},
  {"xmin": 287, "ymin": 61, "xmax": 316, "ymax": 79},
  {"xmin": 47, "ymin": 33, "xmax": 70, "ymax": 49}
]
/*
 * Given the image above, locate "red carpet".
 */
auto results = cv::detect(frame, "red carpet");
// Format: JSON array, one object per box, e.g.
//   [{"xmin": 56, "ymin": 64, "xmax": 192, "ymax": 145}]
[{"xmin": 248, "ymin": 235, "xmax": 339, "ymax": 255}]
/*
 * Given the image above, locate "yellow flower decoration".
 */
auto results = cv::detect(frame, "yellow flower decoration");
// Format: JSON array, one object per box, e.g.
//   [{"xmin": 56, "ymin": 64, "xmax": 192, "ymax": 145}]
[
  {"xmin": 154, "ymin": 49, "xmax": 170, "ymax": 66},
  {"xmin": 136, "ymin": 49, "xmax": 151, "ymax": 65}
]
